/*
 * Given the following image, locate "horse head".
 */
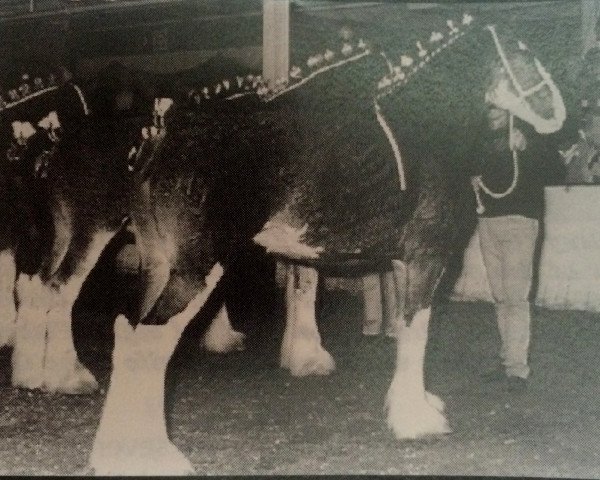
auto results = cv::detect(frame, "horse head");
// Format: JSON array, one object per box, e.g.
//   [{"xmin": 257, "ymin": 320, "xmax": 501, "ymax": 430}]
[
  {"xmin": 483, "ymin": 25, "xmax": 566, "ymax": 135},
  {"xmin": 372, "ymin": 13, "xmax": 567, "ymax": 177},
  {"xmin": 0, "ymin": 70, "xmax": 90, "ymax": 179}
]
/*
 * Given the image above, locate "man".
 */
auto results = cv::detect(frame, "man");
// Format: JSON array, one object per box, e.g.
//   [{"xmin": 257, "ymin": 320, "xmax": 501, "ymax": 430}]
[{"xmin": 471, "ymin": 105, "xmax": 563, "ymax": 392}]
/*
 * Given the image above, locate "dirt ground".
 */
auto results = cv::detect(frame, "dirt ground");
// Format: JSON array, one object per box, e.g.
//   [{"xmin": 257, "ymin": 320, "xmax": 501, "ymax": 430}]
[{"xmin": 1, "ymin": 273, "xmax": 600, "ymax": 476}]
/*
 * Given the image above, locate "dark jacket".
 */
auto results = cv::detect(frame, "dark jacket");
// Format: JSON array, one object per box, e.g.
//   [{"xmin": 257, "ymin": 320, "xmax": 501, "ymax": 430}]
[{"xmin": 472, "ymin": 119, "xmax": 564, "ymax": 220}]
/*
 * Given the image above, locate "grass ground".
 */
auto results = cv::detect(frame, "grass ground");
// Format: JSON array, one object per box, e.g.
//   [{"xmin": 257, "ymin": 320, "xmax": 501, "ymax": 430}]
[{"xmin": 1, "ymin": 276, "xmax": 600, "ymax": 476}]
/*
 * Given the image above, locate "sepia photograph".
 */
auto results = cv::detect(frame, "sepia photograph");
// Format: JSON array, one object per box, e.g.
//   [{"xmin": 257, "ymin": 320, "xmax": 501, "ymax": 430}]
[{"xmin": 0, "ymin": 0, "xmax": 597, "ymax": 476}]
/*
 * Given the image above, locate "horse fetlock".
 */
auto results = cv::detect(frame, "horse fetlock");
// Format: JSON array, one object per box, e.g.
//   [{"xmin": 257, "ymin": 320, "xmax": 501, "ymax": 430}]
[
  {"xmin": 386, "ymin": 380, "xmax": 451, "ymax": 439},
  {"xmin": 90, "ymin": 437, "xmax": 194, "ymax": 476},
  {"xmin": 0, "ymin": 319, "xmax": 16, "ymax": 348},
  {"xmin": 202, "ymin": 328, "xmax": 246, "ymax": 353},
  {"xmin": 42, "ymin": 360, "xmax": 98, "ymax": 395},
  {"xmin": 287, "ymin": 340, "xmax": 335, "ymax": 377}
]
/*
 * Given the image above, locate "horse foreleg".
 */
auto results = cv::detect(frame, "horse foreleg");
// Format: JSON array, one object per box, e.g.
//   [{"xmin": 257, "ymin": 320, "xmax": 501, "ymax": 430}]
[
  {"xmin": 90, "ymin": 264, "xmax": 223, "ymax": 475},
  {"xmin": 0, "ymin": 249, "xmax": 17, "ymax": 347},
  {"xmin": 12, "ymin": 274, "xmax": 50, "ymax": 389},
  {"xmin": 43, "ymin": 231, "xmax": 115, "ymax": 394},
  {"xmin": 281, "ymin": 264, "xmax": 334, "ymax": 376},
  {"xmin": 385, "ymin": 259, "xmax": 450, "ymax": 439},
  {"xmin": 362, "ymin": 273, "xmax": 384, "ymax": 335}
]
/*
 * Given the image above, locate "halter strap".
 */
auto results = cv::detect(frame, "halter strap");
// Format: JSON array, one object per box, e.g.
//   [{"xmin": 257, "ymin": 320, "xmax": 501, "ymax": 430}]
[{"xmin": 485, "ymin": 25, "xmax": 565, "ymax": 134}]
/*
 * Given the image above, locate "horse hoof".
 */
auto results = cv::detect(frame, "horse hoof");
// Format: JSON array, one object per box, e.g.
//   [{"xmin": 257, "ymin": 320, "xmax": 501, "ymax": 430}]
[
  {"xmin": 91, "ymin": 439, "xmax": 195, "ymax": 476},
  {"xmin": 0, "ymin": 322, "xmax": 15, "ymax": 348},
  {"xmin": 44, "ymin": 365, "xmax": 99, "ymax": 395},
  {"xmin": 386, "ymin": 382, "xmax": 451, "ymax": 439},
  {"xmin": 203, "ymin": 330, "xmax": 246, "ymax": 353},
  {"xmin": 288, "ymin": 345, "xmax": 335, "ymax": 377},
  {"xmin": 12, "ymin": 374, "xmax": 44, "ymax": 391}
]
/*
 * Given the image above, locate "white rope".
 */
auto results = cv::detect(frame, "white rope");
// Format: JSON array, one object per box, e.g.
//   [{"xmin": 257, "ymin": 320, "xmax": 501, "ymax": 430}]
[
  {"xmin": 374, "ymin": 100, "xmax": 406, "ymax": 191},
  {"xmin": 473, "ymin": 113, "xmax": 519, "ymax": 214}
]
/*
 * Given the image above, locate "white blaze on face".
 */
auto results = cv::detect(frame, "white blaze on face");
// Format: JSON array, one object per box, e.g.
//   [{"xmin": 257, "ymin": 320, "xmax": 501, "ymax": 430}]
[{"xmin": 154, "ymin": 98, "xmax": 174, "ymax": 118}]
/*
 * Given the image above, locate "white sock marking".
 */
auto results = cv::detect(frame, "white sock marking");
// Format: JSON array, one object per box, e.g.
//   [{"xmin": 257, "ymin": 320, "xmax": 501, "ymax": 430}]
[
  {"xmin": 202, "ymin": 305, "xmax": 245, "ymax": 353},
  {"xmin": 90, "ymin": 263, "xmax": 223, "ymax": 475},
  {"xmin": 0, "ymin": 250, "xmax": 17, "ymax": 347},
  {"xmin": 386, "ymin": 307, "xmax": 451, "ymax": 438}
]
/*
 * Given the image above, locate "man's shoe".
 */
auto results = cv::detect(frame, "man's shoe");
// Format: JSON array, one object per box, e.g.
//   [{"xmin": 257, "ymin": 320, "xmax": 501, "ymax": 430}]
[
  {"xmin": 481, "ymin": 366, "xmax": 506, "ymax": 383},
  {"xmin": 507, "ymin": 376, "xmax": 527, "ymax": 392}
]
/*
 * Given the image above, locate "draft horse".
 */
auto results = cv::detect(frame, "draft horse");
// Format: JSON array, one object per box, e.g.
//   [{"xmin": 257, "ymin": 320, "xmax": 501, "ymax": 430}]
[
  {"xmin": 0, "ymin": 83, "xmax": 244, "ymax": 394},
  {"xmin": 89, "ymin": 15, "xmax": 566, "ymax": 474}
]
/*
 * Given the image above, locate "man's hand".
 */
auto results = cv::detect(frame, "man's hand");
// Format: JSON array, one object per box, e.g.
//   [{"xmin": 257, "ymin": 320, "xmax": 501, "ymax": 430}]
[
  {"xmin": 510, "ymin": 128, "xmax": 527, "ymax": 151},
  {"xmin": 470, "ymin": 175, "xmax": 482, "ymax": 189}
]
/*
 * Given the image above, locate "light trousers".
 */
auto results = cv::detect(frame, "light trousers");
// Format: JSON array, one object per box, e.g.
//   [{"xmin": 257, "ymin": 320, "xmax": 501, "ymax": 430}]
[{"xmin": 478, "ymin": 215, "xmax": 539, "ymax": 379}]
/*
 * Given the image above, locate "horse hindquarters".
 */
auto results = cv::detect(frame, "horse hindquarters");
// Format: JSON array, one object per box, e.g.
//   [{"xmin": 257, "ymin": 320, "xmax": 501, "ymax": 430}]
[{"xmin": 91, "ymin": 207, "xmax": 223, "ymax": 474}]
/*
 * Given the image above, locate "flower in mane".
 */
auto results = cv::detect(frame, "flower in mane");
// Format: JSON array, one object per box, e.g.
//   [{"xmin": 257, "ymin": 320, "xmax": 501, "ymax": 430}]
[{"xmin": 185, "ymin": 37, "xmax": 372, "ymax": 106}]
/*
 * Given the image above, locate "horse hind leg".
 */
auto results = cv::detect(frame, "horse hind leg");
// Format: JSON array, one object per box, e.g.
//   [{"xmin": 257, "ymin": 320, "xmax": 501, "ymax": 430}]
[
  {"xmin": 0, "ymin": 249, "xmax": 17, "ymax": 347},
  {"xmin": 12, "ymin": 273, "xmax": 52, "ymax": 390},
  {"xmin": 90, "ymin": 264, "xmax": 223, "ymax": 475},
  {"xmin": 43, "ymin": 230, "xmax": 115, "ymax": 394},
  {"xmin": 135, "ymin": 222, "xmax": 244, "ymax": 354},
  {"xmin": 280, "ymin": 263, "xmax": 334, "ymax": 376},
  {"xmin": 11, "ymin": 199, "xmax": 73, "ymax": 387},
  {"xmin": 385, "ymin": 258, "xmax": 451, "ymax": 439}
]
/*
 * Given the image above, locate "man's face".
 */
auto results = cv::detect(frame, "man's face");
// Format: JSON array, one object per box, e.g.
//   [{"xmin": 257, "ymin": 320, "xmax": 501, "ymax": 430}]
[{"xmin": 487, "ymin": 107, "xmax": 509, "ymax": 131}]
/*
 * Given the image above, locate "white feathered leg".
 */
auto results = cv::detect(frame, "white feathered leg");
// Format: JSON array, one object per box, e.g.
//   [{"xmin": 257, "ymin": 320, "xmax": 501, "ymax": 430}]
[
  {"xmin": 43, "ymin": 282, "xmax": 98, "ymax": 394},
  {"xmin": 44, "ymin": 232, "xmax": 114, "ymax": 394},
  {"xmin": 386, "ymin": 307, "xmax": 450, "ymax": 439},
  {"xmin": 201, "ymin": 304, "xmax": 245, "ymax": 353},
  {"xmin": 280, "ymin": 265, "xmax": 334, "ymax": 376},
  {"xmin": 12, "ymin": 274, "xmax": 49, "ymax": 390},
  {"xmin": 0, "ymin": 250, "xmax": 17, "ymax": 347},
  {"xmin": 90, "ymin": 263, "xmax": 223, "ymax": 476}
]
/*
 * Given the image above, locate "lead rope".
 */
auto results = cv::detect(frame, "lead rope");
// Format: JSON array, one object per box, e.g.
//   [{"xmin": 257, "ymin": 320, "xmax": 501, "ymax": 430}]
[{"xmin": 473, "ymin": 113, "xmax": 519, "ymax": 214}]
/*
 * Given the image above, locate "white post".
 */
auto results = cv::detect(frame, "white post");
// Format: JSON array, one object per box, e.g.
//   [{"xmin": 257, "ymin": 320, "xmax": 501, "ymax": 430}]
[
  {"xmin": 264, "ymin": 0, "xmax": 290, "ymax": 284},
  {"xmin": 263, "ymin": 0, "xmax": 290, "ymax": 86}
]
